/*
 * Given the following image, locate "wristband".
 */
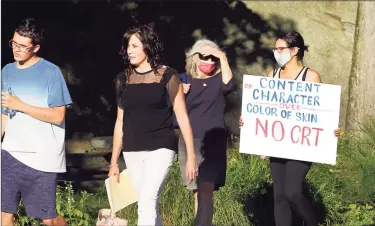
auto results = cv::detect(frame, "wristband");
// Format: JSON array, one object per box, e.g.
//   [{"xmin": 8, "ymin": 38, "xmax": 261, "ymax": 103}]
[{"xmin": 109, "ymin": 164, "xmax": 118, "ymax": 168}]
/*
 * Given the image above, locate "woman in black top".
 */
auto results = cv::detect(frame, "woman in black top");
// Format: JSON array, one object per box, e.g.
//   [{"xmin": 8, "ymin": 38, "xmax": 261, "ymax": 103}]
[
  {"xmin": 108, "ymin": 25, "xmax": 198, "ymax": 226},
  {"xmin": 178, "ymin": 39, "xmax": 235, "ymax": 226},
  {"xmin": 240, "ymin": 31, "xmax": 341, "ymax": 226}
]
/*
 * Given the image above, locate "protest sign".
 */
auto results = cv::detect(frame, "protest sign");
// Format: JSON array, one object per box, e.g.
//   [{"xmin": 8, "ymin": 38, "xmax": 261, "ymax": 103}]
[{"xmin": 239, "ymin": 75, "xmax": 341, "ymax": 164}]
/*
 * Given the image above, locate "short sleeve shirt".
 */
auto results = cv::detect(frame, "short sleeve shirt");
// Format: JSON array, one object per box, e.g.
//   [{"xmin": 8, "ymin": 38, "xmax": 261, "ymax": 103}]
[
  {"xmin": 1, "ymin": 58, "xmax": 72, "ymax": 172},
  {"xmin": 116, "ymin": 66, "xmax": 181, "ymax": 152}
]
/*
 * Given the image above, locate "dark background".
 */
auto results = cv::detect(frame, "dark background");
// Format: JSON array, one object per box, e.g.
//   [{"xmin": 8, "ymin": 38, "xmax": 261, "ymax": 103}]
[{"xmin": 1, "ymin": 0, "xmax": 291, "ymax": 138}]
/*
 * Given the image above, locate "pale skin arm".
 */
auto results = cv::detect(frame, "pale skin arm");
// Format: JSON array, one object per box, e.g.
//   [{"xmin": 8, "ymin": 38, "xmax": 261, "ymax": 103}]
[
  {"xmin": 174, "ymin": 83, "xmax": 198, "ymax": 182},
  {"xmin": 19, "ymin": 104, "xmax": 66, "ymax": 125},
  {"xmin": 108, "ymin": 107, "xmax": 124, "ymax": 182},
  {"xmin": 304, "ymin": 69, "xmax": 322, "ymax": 83},
  {"xmin": 1, "ymin": 114, "xmax": 7, "ymax": 138},
  {"xmin": 110, "ymin": 107, "xmax": 124, "ymax": 165},
  {"xmin": 183, "ymin": 84, "xmax": 191, "ymax": 94},
  {"xmin": 267, "ymin": 70, "xmax": 273, "ymax": 78},
  {"xmin": 1, "ymin": 93, "xmax": 66, "ymax": 125},
  {"xmin": 218, "ymin": 54, "xmax": 233, "ymax": 84},
  {"xmin": 201, "ymin": 46, "xmax": 233, "ymax": 84}
]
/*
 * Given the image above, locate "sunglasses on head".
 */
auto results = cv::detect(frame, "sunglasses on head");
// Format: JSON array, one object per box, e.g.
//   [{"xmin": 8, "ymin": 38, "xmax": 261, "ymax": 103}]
[{"xmin": 196, "ymin": 53, "xmax": 217, "ymax": 61}]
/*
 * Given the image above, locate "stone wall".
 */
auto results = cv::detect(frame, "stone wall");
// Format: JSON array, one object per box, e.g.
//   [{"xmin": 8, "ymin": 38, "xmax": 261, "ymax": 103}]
[{"xmin": 225, "ymin": 1, "xmax": 373, "ymax": 135}]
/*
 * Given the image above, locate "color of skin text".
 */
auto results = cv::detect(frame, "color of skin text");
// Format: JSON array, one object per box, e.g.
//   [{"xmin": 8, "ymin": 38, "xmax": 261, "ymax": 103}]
[{"xmin": 243, "ymin": 78, "xmax": 329, "ymax": 147}]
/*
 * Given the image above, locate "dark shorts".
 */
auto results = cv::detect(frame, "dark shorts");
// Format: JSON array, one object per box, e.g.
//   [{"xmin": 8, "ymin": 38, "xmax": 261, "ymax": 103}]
[
  {"xmin": 178, "ymin": 130, "xmax": 227, "ymax": 191},
  {"xmin": 1, "ymin": 150, "xmax": 58, "ymax": 220}
]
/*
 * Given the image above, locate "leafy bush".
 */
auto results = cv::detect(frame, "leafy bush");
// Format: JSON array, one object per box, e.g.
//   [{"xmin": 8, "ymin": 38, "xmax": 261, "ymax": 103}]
[
  {"xmin": 14, "ymin": 119, "xmax": 375, "ymax": 226},
  {"xmin": 340, "ymin": 204, "xmax": 375, "ymax": 226},
  {"xmin": 15, "ymin": 182, "xmax": 96, "ymax": 226},
  {"xmin": 307, "ymin": 118, "xmax": 375, "ymax": 225}
]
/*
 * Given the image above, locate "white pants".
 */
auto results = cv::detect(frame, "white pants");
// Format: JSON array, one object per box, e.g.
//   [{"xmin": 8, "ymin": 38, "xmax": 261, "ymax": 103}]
[{"xmin": 123, "ymin": 148, "xmax": 175, "ymax": 226}]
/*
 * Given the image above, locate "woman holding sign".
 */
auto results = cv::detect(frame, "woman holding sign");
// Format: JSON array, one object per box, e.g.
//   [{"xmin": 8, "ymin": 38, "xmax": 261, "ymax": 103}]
[
  {"xmin": 178, "ymin": 39, "xmax": 235, "ymax": 226},
  {"xmin": 240, "ymin": 31, "xmax": 341, "ymax": 226},
  {"xmin": 109, "ymin": 25, "xmax": 198, "ymax": 226}
]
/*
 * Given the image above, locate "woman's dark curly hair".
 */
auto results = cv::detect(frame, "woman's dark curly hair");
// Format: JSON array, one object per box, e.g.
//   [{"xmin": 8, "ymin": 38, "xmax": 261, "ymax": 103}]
[{"xmin": 119, "ymin": 25, "xmax": 164, "ymax": 84}]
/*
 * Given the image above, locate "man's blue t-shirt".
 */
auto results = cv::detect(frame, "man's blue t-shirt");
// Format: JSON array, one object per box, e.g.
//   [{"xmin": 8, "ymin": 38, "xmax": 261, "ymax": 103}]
[{"xmin": 1, "ymin": 58, "xmax": 72, "ymax": 172}]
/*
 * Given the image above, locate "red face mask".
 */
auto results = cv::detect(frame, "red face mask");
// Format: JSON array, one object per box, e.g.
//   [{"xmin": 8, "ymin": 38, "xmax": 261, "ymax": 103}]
[{"xmin": 198, "ymin": 61, "xmax": 216, "ymax": 75}]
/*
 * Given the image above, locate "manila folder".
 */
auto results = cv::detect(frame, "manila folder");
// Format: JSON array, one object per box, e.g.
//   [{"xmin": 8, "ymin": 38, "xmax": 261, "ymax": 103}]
[{"xmin": 105, "ymin": 169, "xmax": 137, "ymax": 213}]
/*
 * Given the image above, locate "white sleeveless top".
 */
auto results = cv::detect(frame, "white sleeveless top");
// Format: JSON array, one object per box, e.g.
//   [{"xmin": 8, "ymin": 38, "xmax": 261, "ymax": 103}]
[{"xmin": 273, "ymin": 67, "xmax": 309, "ymax": 81}]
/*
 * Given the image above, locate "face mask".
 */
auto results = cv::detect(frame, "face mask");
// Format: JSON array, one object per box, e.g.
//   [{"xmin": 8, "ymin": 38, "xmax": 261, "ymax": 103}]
[
  {"xmin": 274, "ymin": 50, "xmax": 292, "ymax": 67},
  {"xmin": 198, "ymin": 60, "xmax": 216, "ymax": 75}
]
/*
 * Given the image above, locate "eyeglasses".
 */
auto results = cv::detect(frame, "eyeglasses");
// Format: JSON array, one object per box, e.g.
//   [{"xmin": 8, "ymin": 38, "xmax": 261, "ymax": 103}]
[
  {"xmin": 197, "ymin": 53, "xmax": 218, "ymax": 61},
  {"xmin": 273, "ymin": 46, "xmax": 299, "ymax": 53},
  {"xmin": 9, "ymin": 40, "xmax": 34, "ymax": 52}
]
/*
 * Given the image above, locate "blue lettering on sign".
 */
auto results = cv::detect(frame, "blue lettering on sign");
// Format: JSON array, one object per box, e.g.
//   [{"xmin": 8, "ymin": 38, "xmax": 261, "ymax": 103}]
[
  {"xmin": 247, "ymin": 103, "xmax": 278, "ymax": 117},
  {"xmin": 296, "ymin": 112, "xmax": 318, "ymax": 123}
]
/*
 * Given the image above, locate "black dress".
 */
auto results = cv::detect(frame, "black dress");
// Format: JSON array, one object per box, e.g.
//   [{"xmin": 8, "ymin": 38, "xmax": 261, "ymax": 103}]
[{"xmin": 178, "ymin": 72, "xmax": 235, "ymax": 190}]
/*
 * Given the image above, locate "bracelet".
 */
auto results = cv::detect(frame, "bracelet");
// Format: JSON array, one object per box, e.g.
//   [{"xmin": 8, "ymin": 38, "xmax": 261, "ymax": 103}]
[{"xmin": 109, "ymin": 164, "xmax": 118, "ymax": 168}]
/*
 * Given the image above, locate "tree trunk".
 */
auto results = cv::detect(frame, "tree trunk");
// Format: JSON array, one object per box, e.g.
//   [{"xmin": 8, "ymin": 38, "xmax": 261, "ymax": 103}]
[{"xmin": 346, "ymin": 1, "xmax": 375, "ymax": 131}]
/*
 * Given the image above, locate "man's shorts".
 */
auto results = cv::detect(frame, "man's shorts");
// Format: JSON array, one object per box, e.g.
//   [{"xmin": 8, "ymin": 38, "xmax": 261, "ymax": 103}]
[{"xmin": 1, "ymin": 150, "xmax": 58, "ymax": 220}]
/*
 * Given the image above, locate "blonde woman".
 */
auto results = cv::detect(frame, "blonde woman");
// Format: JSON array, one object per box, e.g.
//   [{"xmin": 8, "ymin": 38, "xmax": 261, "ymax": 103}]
[{"xmin": 178, "ymin": 39, "xmax": 235, "ymax": 226}]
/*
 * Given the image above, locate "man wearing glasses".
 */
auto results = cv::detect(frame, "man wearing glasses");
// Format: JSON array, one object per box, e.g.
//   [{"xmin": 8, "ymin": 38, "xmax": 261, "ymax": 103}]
[{"xmin": 1, "ymin": 18, "xmax": 71, "ymax": 226}]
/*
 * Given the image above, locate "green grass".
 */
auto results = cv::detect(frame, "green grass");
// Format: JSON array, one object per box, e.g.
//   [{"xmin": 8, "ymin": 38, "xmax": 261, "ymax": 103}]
[
  {"xmin": 306, "ymin": 119, "xmax": 375, "ymax": 226},
  {"xmin": 105, "ymin": 148, "xmax": 271, "ymax": 226},
  {"xmin": 14, "ymin": 118, "xmax": 375, "ymax": 226}
]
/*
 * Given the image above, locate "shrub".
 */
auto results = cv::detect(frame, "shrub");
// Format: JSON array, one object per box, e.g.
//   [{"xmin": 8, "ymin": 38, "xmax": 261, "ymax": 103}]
[
  {"xmin": 15, "ymin": 182, "xmax": 96, "ymax": 226},
  {"xmin": 14, "ymin": 118, "xmax": 375, "ymax": 226}
]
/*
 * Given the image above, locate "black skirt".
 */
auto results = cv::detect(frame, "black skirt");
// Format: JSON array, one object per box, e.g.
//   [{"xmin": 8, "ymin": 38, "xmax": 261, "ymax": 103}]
[{"xmin": 178, "ymin": 128, "xmax": 228, "ymax": 191}]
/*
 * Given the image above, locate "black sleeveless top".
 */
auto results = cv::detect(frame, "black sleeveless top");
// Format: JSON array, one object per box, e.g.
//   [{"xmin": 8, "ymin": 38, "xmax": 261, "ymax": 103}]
[
  {"xmin": 273, "ymin": 66, "xmax": 309, "ymax": 81},
  {"xmin": 116, "ymin": 66, "xmax": 181, "ymax": 152}
]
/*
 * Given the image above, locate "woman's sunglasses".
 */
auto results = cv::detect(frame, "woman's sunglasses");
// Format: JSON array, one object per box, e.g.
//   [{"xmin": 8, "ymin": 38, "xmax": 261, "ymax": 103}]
[{"xmin": 196, "ymin": 52, "xmax": 218, "ymax": 61}]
